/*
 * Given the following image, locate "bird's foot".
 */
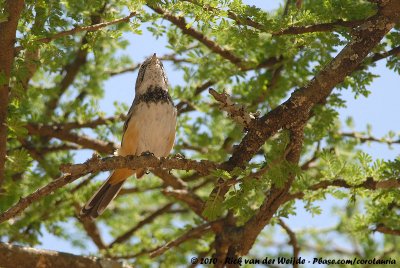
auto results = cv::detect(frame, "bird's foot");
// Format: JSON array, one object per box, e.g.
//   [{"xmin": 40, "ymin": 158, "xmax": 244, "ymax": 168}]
[
  {"xmin": 174, "ymin": 153, "xmax": 185, "ymax": 159},
  {"xmin": 141, "ymin": 151, "xmax": 155, "ymax": 157}
]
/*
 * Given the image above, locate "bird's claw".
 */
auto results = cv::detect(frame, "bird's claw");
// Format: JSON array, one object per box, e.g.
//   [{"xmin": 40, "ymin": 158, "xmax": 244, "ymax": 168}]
[{"xmin": 141, "ymin": 151, "xmax": 155, "ymax": 157}]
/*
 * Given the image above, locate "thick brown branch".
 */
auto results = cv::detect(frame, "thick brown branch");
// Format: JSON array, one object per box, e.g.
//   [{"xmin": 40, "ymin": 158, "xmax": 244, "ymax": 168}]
[
  {"xmin": 15, "ymin": 12, "xmax": 137, "ymax": 53},
  {"xmin": 239, "ymin": 124, "xmax": 305, "ymax": 255},
  {"xmin": 0, "ymin": 0, "xmax": 25, "ymax": 186},
  {"xmin": 60, "ymin": 154, "xmax": 217, "ymax": 177},
  {"xmin": 0, "ymin": 242, "xmax": 130, "ymax": 268},
  {"xmin": 0, "ymin": 154, "xmax": 217, "ymax": 223},
  {"xmin": 375, "ymin": 224, "xmax": 400, "ymax": 236},
  {"xmin": 226, "ymin": 1, "xmax": 400, "ymax": 171}
]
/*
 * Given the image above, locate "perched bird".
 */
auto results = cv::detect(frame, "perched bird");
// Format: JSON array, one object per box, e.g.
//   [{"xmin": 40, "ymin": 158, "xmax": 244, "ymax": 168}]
[{"xmin": 81, "ymin": 54, "xmax": 177, "ymax": 219}]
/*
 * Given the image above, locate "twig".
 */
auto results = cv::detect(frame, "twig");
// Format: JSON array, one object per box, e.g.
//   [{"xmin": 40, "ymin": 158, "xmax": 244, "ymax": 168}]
[
  {"xmin": 370, "ymin": 45, "xmax": 400, "ymax": 62},
  {"xmin": 58, "ymin": 115, "xmax": 125, "ymax": 130},
  {"xmin": 73, "ymin": 203, "xmax": 107, "ymax": 250},
  {"xmin": 286, "ymin": 177, "xmax": 400, "ymax": 201},
  {"xmin": 147, "ymin": 4, "xmax": 246, "ymax": 69},
  {"xmin": 162, "ymin": 188, "xmax": 204, "ymax": 217},
  {"xmin": 272, "ymin": 19, "xmax": 365, "ymax": 36},
  {"xmin": 109, "ymin": 53, "xmax": 190, "ymax": 76},
  {"xmin": 15, "ymin": 12, "xmax": 137, "ymax": 53},
  {"xmin": 182, "ymin": 0, "xmax": 264, "ymax": 30},
  {"xmin": 149, "ymin": 220, "xmax": 222, "ymax": 258},
  {"xmin": 110, "ymin": 203, "xmax": 173, "ymax": 247},
  {"xmin": 340, "ymin": 132, "xmax": 400, "ymax": 145},
  {"xmin": 152, "ymin": 168, "xmax": 188, "ymax": 189},
  {"xmin": 43, "ymin": 7, "xmax": 108, "ymax": 118},
  {"xmin": 209, "ymin": 88, "xmax": 256, "ymax": 130},
  {"xmin": 278, "ymin": 219, "xmax": 300, "ymax": 268},
  {"xmin": 117, "ymin": 185, "xmax": 161, "ymax": 196}
]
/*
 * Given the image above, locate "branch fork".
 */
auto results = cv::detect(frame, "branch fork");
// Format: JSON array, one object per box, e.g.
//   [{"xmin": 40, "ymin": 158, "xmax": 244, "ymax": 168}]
[{"xmin": 209, "ymin": 88, "xmax": 257, "ymax": 130}]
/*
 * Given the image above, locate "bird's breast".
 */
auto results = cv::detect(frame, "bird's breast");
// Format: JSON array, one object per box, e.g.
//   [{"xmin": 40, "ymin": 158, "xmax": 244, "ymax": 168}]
[{"xmin": 124, "ymin": 101, "xmax": 177, "ymax": 157}]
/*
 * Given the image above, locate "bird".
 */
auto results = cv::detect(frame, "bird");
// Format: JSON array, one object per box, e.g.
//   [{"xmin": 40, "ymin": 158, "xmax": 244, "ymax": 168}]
[{"xmin": 80, "ymin": 53, "xmax": 177, "ymax": 219}]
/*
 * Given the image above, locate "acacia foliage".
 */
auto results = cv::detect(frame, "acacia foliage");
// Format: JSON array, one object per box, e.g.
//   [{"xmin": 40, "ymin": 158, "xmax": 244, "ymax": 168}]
[{"xmin": 1, "ymin": 0, "xmax": 400, "ymax": 267}]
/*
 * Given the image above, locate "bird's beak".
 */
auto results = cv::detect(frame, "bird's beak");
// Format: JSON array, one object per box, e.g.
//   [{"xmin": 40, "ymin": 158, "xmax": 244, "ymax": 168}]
[{"xmin": 150, "ymin": 53, "xmax": 157, "ymax": 64}]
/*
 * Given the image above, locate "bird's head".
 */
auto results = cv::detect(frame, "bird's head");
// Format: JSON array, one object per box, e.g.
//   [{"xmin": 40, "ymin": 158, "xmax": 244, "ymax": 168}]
[{"xmin": 135, "ymin": 53, "xmax": 169, "ymax": 95}]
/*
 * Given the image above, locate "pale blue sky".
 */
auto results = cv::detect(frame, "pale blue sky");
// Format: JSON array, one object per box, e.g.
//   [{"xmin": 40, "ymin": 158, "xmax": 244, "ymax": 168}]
[{"xmin": 37, "ymin": 0, "xmax": 399, "ymax": 263}]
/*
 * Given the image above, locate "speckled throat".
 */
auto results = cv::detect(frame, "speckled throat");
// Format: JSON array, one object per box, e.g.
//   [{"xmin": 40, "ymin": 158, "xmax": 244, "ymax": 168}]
[{"xmin": 135, "ymin": 85, "xmax": 173, "ymax": 105}]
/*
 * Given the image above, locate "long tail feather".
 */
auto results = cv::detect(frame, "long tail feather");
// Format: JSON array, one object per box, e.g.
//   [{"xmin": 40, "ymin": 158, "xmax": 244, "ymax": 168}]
[{"xmin": 80, "ymin": 170, "xmax": 130, "ymax": 219}]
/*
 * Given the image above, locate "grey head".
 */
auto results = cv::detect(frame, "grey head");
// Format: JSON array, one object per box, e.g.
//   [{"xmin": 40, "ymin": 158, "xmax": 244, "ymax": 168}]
[{"xmin": 135, "ymin": 53, "xmax": 169, "ymax": 95}]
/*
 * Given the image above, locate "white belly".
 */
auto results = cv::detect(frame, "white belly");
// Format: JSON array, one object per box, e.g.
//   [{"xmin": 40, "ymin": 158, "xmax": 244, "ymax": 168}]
[{"xmin": 126, "ymin": 102, "xmax": 176, "ymax": 157}]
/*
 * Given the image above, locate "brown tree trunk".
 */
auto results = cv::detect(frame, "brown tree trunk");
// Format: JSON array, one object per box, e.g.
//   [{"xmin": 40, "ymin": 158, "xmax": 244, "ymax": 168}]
[{"xmin": 0, "ymin": 0, "xmax": 25, "ymax": 186}]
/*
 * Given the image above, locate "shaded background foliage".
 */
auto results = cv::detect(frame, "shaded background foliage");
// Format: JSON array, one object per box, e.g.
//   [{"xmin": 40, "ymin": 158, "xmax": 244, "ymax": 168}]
[{"xmin": 0, "ymin": 0, "xmax": 400, "ymax": 267}]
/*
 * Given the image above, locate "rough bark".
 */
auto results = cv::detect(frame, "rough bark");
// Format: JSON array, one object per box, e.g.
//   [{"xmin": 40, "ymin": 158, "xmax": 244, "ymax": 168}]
[
  {"xmin": 225, "ymin": 0, "xmax": 400, "ymax": 170},
  {"xmin": 0, "ymin": 0, "xmax": 25, "ymax": 186},
  {"xmin": 0, "ymin": 242, "xmax": 130, "ymax": 268}
]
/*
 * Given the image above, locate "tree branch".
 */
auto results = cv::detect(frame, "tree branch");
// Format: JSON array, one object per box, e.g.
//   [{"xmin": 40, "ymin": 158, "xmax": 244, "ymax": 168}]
[
  {"xmin": 239, "ymin": 123, "xmax": 305, "ymax": 255},
  {"xmin": 272, "ymin": 19, "xmax": 365, "ymax": 36},
  {"xmin": 73, "ymin": 203, "xmax": 107, "ymax": 250},
  {"xmin": 108, "ymin": 52, "xmax": 190, "ymax": 76},
  {"xmin": 14, "ymin": 12, "xmax": 137, "ymax": 53},
  {"xmin": 162, "ymin": 188, "xmax": 205, "ymax": 217},
  {"xmin": 0, "ymin": 154, "xmax": 217, "ymax": 223},
  {"xmin": 209, "ymin": 88, "xmax": 256, "ymax": 130},
  {"xmin": 60, "ymin": 154, "xmax": 217, "ymax": 177},
  {"xmin": 149, "ymin": 220, "xmax": 222, "ymax": 258},
  {"xmin": 182, "ymin": 0, "xmax": 265, "ymax": 31},
  {"xmin": 286, "ymin": 177, "xmax": 400, "ymax": 201},
  {"xmin": 147, "ymin": 4, "xmax": 247, "ymax": 69},
  {"xmin": 340, "ymin": 131, "xmax": 400, "ymax": 145},
  {"xmin": 25, "ymin": 123, "xmax": 116, "ymax": 154},
  {"xmin": 0, "ymin": 0, "xmax": 25, "ymax": 187},
  {"xmin": 225, "ymin": 1, "xmax": 400, "ymax": 171},
  {"xmin": 59, "ymin": 115, "xmax": 125, "ymax": 130},
  {"xmin": 278, "ymin": 219, "xmax": 300, "ymax": 268},
  {"xmin": 375, "ymin": 224, "xmax": 400, "ymax": 236},
  {"xmin": 0, "ymin": 242, "xmax": 130, "ymax": 268},
  {"xmin": 109, "ymin": 203, "xmax": 173, "ymax": 247}
]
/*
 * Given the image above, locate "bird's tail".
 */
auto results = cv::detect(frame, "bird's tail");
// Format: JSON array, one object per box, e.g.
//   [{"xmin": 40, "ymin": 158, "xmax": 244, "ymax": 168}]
[{"xmin": 80, "ymin": 168, "xmax": 133, "ymax": 219}]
